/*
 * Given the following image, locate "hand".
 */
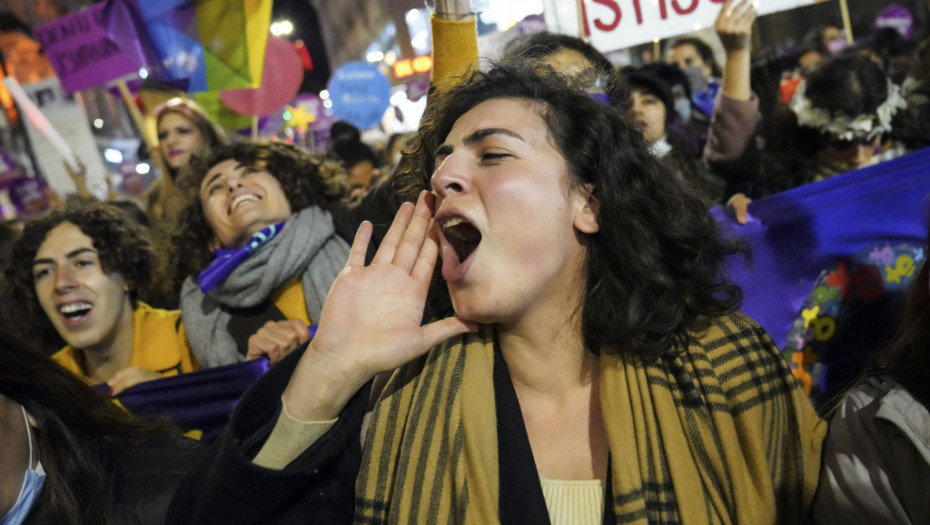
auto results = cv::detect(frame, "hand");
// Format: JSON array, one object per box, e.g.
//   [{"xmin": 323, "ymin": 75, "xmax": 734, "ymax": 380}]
[
  {"xmin": 247, "ymin": 319, "xmax": 311, "ymax": 365},
  {"xmin": 282, "ymin": 191, "xmax": 478, "ymax": 421},
  {"xmin": 63, "ymin": 156, "xmax": 91, "ymax": 197},
  {"xmin": 726, "ymin": 192, "xmax": 753, "ymax": 225},
  {"xmin": 715, "ymin": 0, "xmax": 757, "ymax": 53},
  {"xmin": 108, "ymin": 366, "xmax": 163, "ymax": 395}
]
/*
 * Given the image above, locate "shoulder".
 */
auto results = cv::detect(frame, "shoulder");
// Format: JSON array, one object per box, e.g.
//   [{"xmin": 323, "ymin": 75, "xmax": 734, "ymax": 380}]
[{"xmin": 676, "ymin": 312, "xmax": 800, "ymax": 411}]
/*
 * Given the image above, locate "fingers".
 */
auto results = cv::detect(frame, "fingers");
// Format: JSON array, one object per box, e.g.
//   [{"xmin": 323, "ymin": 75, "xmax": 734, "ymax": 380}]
[
  {"xmin": 108, "ymin": 366, "xmax": 162, "ymax": 395},
  {"xmin": 247, "ymin": 320, "xmax": 308, "ymax": 364},
  {"xmin": 347, "ymin": 221, "xmax": 373, "ymax": 268},
  {"xmin": 372, "ymin": 201, "xmax": 416, "ymax": 266},
  {"xmin": 419, "ymin": 317, "xmax": 479, "ymax": 350},
  {"xmin": 726, "ymin": 193, "xmax": 752, "ymax": 225},
  {"xmin": 392, "ymin": 191, "xmax": 435, "ymax": 273}
]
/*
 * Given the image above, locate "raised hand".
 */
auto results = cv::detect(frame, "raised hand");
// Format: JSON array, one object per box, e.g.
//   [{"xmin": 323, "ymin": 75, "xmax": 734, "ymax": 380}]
[
  {"xmin": 282, "ymin": 191, "xmax": 477, "ymax": 421},
  {"xmin": 715, "ymin": 0, "xmax": 757, "ymax": 52},
  {"xmin": 716, "ymin": 0, "xmax": 756, "ymax": 101}
]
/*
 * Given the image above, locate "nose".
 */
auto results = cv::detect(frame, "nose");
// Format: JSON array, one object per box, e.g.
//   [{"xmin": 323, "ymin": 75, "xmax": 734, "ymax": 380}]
[
  {"xmin": 224, "ymin": 173, "xmax": 244, "ymax": 192},
  {"xmin": 630, "ymin": 97, "xmax": 643, "ymax": 117},
  {"xmin": 54, "ymin": 267, "xmax": 77, "ymax": 294},
  {"xmin": 430, "ymin": 153, "xmax": 469, "ymax": 198},
  {"xmin": 852, "ymin": 144, "xmax": 874, "ymax": 166}
]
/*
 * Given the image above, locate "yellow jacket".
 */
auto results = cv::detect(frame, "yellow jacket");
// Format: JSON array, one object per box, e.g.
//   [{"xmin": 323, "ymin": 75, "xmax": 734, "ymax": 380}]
[{"xmin": 53, "ymin": 301, "xmax": 200, "ymax": 382}]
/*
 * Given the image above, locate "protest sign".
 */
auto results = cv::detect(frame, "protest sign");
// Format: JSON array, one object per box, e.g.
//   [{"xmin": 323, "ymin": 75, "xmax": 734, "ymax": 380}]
[
  {"xmin": 16, "ymin": 78, "xmax": 108, "ymax": 199},
  {"xmin": 328, "ymin": 62, "xmax": 391, "ymax": 130},
  {"xmin": 35, "ymin": 3, "xmax": 144, "ymax": 94},
  {"xmin": 582, "ymin": 0, "xmax": 819, "ymax": 52}
]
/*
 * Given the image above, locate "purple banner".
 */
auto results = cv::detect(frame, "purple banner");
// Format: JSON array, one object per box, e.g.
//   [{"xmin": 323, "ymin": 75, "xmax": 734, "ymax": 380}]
[
  {"xmin": 35, "ymin": 3, "xmax": 144, "ymax": 93},
  {"xmin": 103, "ymin": 358, "xmax": 270, "ymax": 442},
  {"xmin": 717, "ymin": 148, "xmax": 930, "ymax": 349}
]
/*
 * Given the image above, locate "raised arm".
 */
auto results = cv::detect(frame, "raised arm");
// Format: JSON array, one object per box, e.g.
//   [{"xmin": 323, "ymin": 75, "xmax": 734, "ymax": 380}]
[{"xmin": 704, "ymin": 0, "xmax": 761, "ymax": 201}]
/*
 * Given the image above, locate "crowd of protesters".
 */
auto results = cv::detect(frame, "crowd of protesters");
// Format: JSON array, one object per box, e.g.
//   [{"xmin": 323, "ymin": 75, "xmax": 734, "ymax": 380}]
[{"xmin": 1, "ymin": 0, "xmax": 930, "ymax": 523}]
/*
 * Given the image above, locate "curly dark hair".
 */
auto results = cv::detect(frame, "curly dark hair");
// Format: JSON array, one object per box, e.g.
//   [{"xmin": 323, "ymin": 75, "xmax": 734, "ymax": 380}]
[
  {"xmin": 4, "ymin": 198, "xmax": 155, "ymax": 349},
  {"xmin": 502, "ymin": 31, "xmax": 630, "ymax": 112},
  {"xmin": 167, "ymin": 140, "xmax": 346, "ymax": 291},
  {"xmin": 395, "ymin": 61, "xmax": 742, "ymax": 359},
  {"xmin": 762, "ymin": 53, "xmax": 893, "ymax": 193}
]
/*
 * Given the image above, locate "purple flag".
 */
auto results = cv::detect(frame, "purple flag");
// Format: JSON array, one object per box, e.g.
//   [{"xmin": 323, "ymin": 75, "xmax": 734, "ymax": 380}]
[{"xmin": 35, "ymin": 3, "xmax": 146, "ymax": 93}]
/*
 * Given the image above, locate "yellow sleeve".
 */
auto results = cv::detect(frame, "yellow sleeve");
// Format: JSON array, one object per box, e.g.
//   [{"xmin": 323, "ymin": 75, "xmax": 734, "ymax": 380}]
[{"xmin": 430, "ymin": 13, "xmax": 479, "ymax": 93}]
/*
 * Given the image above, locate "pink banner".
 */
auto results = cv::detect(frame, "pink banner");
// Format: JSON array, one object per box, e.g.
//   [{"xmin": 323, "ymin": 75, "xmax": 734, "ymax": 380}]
[{"xmin": 35, "ymin": 3, "xmax": 143, "ymax": 93}]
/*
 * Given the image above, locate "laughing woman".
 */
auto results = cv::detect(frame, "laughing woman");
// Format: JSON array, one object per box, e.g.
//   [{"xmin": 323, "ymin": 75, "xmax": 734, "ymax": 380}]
[
  {"xmin": 169, "ymin": 141, "xmax": 349, "ymax": 367},
  {"xmin": 4, "ymin": 199, "xmax": 199, "ymax": 394},
  {"xmin": 171, "ymin": 63, "xmax": 824, "ymax": 524}
]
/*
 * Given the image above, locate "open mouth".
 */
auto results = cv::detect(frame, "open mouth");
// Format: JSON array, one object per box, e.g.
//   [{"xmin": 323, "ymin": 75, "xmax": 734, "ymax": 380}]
[
  {"xmin": 229, "ymin": 193, "xmax": 260, "ymax": 213},
  {"xmin": 59, "ymin": 302, "xmax": 92, "ymax": 324},
  {"xmin": 441, "ymin": 217, "xmax": 481, "ymax": 263}
]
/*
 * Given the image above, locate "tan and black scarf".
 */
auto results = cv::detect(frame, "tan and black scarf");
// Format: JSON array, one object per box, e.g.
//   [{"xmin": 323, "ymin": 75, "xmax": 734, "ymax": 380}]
[{"xmin": 356, "ymin": 313, "xmax": 825, "ymax": 524}]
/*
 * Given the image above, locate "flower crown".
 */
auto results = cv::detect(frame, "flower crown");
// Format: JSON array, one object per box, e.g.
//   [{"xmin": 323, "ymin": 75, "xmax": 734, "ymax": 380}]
[{"xmin": 789, "ymin": 79, "xmax": 907, "ymax": 141}]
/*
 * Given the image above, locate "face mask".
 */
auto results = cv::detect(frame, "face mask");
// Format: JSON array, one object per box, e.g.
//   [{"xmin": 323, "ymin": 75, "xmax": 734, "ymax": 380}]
[
  {"xmin": 1, "ymin": 407, "xmax": 46, "ymax": 525},
  {"xmin": 681, "ymin": 66, "xmax": 708, "ymax": 95},
  {"xmin": 674, "ymin": 98, "xmax": 692, "ymax": 122}
]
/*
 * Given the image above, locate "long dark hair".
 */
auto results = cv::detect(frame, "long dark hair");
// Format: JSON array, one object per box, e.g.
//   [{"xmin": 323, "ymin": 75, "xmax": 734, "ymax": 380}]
[
  {"xmin": 167, "ymin": 140, "xmax": 346, "ymax": 293},
  {"xmin": 396, "ymin": 62, "xmax": 742, "ymax": 359},
  {"xmin": 0, "ymin": 326, "xmax": 167, "ymax": 524}
]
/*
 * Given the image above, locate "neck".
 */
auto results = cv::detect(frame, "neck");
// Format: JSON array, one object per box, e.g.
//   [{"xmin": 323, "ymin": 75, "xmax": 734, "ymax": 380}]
[
  {"xmin": 497, "ymin": 311, "xmax": 595, "ymax": 396},
  {"xmin": 81, "ymin": 300, "xmax": 136, "ymax": 384}
]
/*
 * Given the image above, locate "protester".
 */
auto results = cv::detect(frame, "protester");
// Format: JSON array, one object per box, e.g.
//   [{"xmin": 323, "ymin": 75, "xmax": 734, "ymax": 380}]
[
  {"xmin": 762, "ymin": 52, "xmax": 908, "ymax": 193},
  {"xmin": 149, "ymin": 97, "xmax": 228, "ymax": 221},
  {"xmin": 812, "ymin": 218, "xmax": 930, "ymax": 524},
  {"xmin": 4, "ymin": 199, "xmax": 198, "ymax": 392},
  {"xmin": 169, "ymin": 62, "xmax": 824, "ymax": 524},
  {"xmin": 668, "ymin": 35, "xmax": 722, "ymax": 88},
  {"xmin": 331, "ymin": 138, "xmax": 383, "ymax": 201},
  {"xmin": 170, "ymin": 141, "xmax": 349, "ymax": 367},
  {"xmin": 0, "ymin": 324, "xmax": 202, "ymax": 525},
  {"xmin": 502, "ymin": 31, "xmax": 628, "ymax": 108}
]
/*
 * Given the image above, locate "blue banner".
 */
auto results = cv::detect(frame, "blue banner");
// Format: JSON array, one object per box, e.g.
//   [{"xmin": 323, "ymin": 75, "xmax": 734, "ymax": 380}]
[{"xmin": 715, "ymin": 147, "xmax": 930, "ymax": 403}]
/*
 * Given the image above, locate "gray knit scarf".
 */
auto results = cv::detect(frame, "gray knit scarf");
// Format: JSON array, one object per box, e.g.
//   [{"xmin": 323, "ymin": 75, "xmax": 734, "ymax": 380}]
[{"xmin": 180, "ymin": 206, "xmax": 349, "ymax": 368}]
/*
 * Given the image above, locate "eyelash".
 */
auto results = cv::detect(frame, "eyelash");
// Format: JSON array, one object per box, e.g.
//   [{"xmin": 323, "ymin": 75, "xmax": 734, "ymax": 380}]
[
  {"xmin": 481, "ymin": 152, "xmax": 510, "ymax": 162},
  {"xmin": 33, "ymin": 259, "xmax": 93, "ymax": 280}
]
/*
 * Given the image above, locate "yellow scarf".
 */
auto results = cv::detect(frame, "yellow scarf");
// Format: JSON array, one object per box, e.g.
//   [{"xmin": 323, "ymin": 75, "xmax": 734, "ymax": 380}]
[{"xmin": 356, "ymin": 313, "xmax": 824, "ymax": 524}]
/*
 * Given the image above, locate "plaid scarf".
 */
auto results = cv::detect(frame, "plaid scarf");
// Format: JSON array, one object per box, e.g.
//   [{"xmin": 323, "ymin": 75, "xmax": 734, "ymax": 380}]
[{"xmin": 356, "ymin": 313, "xmax": 824, "ymax": 524}]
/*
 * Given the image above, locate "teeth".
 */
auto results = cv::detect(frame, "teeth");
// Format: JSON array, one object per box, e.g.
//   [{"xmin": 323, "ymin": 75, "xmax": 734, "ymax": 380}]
[
  {"xmin": 60, "ymin": 303, "xmax": 91, "ymax": 314},
  {"xmin": 442, "ymin": 217, "xmax": 465, "ymax": 230},
  {"xmin": 231, "ymin": 194, "xmax": 259, "ymax": 210}
]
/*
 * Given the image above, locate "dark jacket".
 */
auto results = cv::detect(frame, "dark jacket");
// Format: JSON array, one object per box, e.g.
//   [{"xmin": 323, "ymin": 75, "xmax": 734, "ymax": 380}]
[{"xmin": 27, "ymin": 432, "xmax": 203, "ymax": 525}]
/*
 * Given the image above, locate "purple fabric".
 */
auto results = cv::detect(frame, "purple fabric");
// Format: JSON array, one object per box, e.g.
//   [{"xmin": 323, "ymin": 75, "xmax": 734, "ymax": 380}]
[
  {"xmin": 197, "ymin": 222, "xmax": 285, "ymax": 294},
  {"xmin": 35, "ymin": 3, "xmax": 145, "ymax": 93},
  {"xmin": 94, "ymin": 358, "xmax": 270, "ymax": 442},
  {"xmin": 692, "ymin": 82, "xmax": 719, "ymax": 118},
  {"xmin": 715, "ymin": 147, "xmax": 930, "ymax": 349}
]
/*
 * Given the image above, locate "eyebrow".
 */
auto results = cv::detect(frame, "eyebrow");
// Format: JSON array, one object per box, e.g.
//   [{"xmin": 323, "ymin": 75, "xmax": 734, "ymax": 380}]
[
  {"xmin": 201, "ymin": 162, "xmax": 248, "ymax": 192},
  {"xmin": 33, "ymin": 247, "xmax": 97, "ymax": 267},
  {"xmin": 434, "ymin": 127, "xmax": 525, "ymax": 161}
]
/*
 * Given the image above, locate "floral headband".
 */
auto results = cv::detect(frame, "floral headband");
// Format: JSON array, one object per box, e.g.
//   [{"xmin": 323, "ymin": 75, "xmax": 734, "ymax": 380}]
[{"xmin": 789, "ymin": 79, "xmax": 907, "ymax": 141}]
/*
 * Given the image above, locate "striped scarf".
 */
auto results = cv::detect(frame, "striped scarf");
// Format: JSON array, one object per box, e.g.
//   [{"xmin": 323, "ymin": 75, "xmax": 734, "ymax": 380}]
[{"xmin": 356, "ymin": 313, "xmax": 825, "ymax": 524}]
